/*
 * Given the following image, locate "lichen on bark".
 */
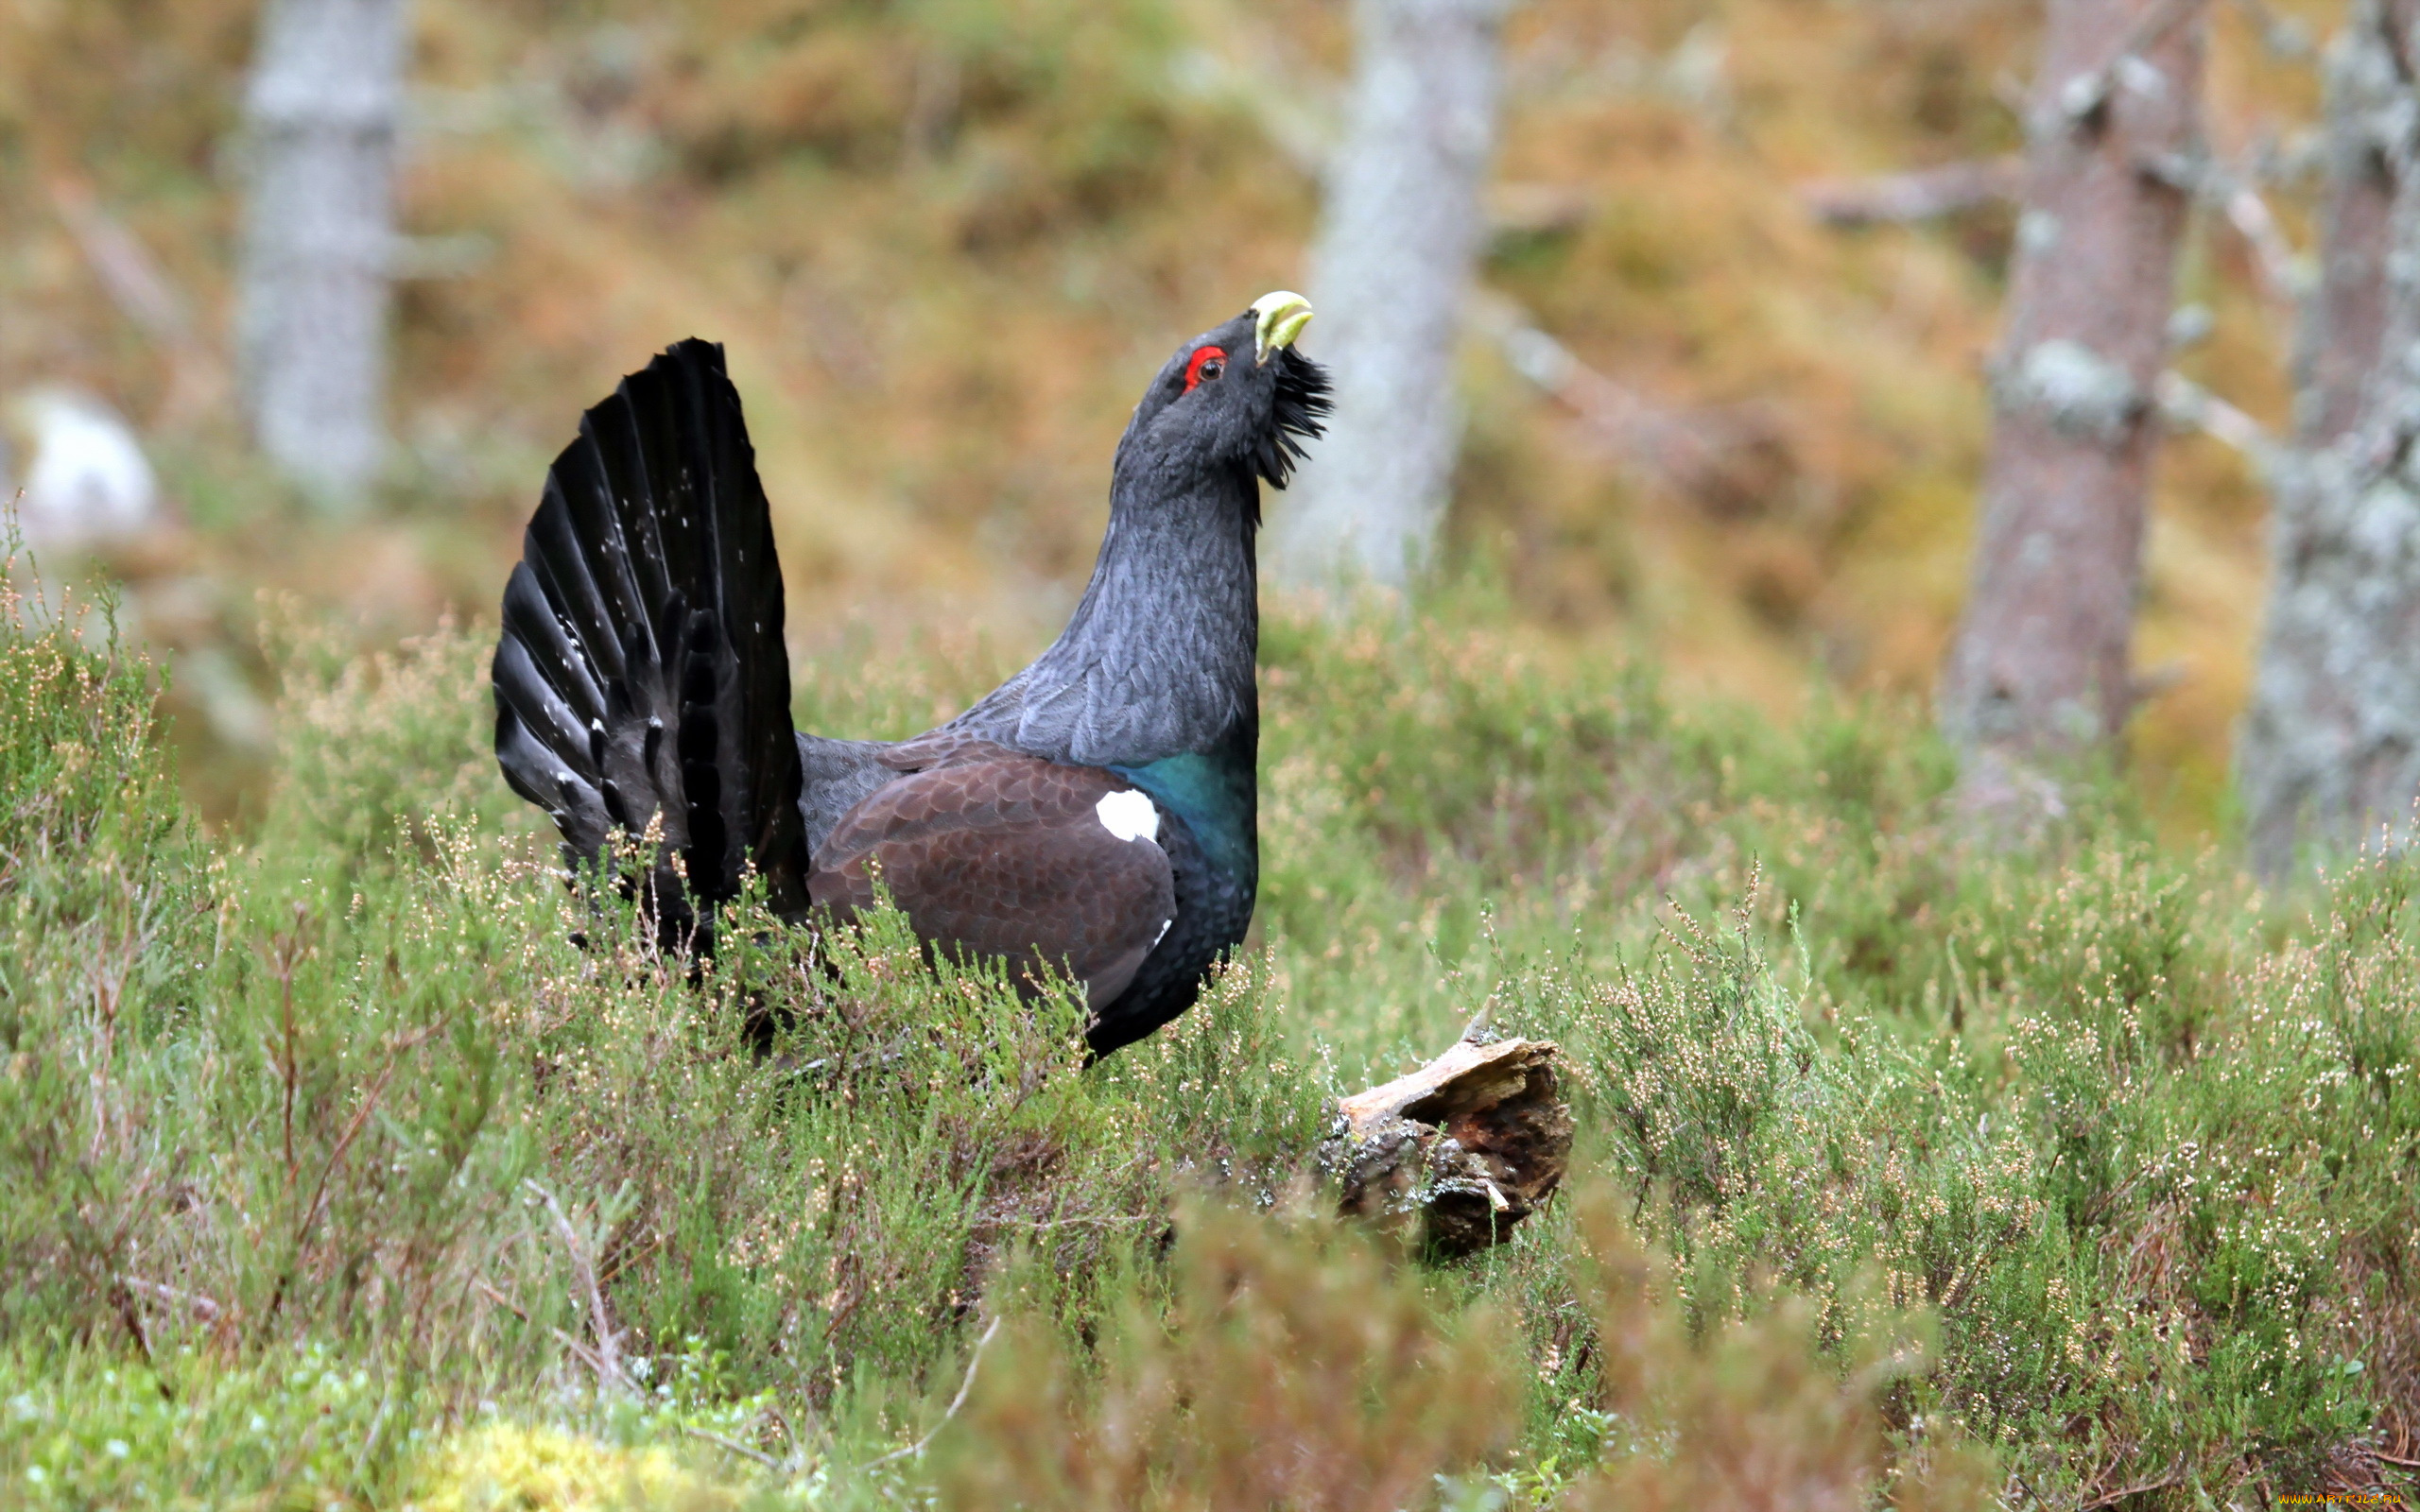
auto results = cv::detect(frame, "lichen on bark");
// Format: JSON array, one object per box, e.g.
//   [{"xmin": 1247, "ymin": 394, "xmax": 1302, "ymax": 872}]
[
  {"xmin": 1939, "ymin": 0, "xmax": 2204, "ymax": 826},
  {"xmin": 2240, "ymin": 0, "xmax": 2420, "ymax": 876}
]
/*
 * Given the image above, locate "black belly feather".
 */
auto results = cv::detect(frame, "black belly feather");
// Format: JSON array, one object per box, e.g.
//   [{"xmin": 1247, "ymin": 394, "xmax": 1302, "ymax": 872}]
[{"xmin": 1085, "ymin": 801, "xmax": 1254, "ymax": 1057}]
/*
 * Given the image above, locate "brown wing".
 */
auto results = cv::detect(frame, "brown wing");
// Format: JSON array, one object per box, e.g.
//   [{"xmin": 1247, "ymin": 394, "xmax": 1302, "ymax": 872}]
[
  {"xmin": 806, "ymin": 756, "xmax": 1175, "ymax": 1012},
  {"xmin": 877, "ymin": 730, "xmax": 1024, "ymax": 771}
]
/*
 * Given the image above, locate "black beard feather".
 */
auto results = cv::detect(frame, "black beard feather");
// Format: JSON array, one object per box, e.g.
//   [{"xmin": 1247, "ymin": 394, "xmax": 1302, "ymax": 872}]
[{"xmin": 1252, "ymin": 347, "xmax": 1334, "ymax": 495}]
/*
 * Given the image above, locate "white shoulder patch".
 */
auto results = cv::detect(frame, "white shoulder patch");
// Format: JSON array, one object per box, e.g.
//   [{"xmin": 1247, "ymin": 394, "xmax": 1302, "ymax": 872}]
[{"xmin": 1095, "ymin": 788, "xmax": 1159, "ymax": 844}]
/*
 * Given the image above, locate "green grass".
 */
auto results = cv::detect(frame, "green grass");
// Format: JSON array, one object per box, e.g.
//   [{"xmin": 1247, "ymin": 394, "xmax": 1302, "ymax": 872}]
[{"xmin": 0, "ymin": 561, "xmax": 2413, "ymax": 1507}]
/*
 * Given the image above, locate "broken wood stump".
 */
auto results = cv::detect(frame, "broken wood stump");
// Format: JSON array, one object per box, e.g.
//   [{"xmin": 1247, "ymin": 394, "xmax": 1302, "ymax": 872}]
[{"xmin": 1320, "ymin": 1029, "xmax": 1573, "ymax": 1258}]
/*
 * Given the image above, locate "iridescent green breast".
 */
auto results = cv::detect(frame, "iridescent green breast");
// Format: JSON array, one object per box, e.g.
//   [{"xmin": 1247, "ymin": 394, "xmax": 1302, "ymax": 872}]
[
  {"xmin": 1108, "ymin": 721, "xmax": 1256, "ymax": 891},
  {"xmin": 1088, "ymin": 718, "xmax": 1257, "ymax": 1056}
]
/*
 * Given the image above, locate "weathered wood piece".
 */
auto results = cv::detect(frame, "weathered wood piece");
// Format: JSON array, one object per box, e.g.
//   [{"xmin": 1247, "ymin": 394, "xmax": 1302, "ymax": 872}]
[{"xmin": 1321, "ymin": 1031, "xmax": 1572, "ymax": 1258}]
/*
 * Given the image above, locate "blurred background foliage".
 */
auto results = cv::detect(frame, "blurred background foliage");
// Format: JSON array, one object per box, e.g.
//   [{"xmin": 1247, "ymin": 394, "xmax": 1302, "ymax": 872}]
[{"xmin": 0, "ymin": 0, "xmax": 2325, "ymax": 833}]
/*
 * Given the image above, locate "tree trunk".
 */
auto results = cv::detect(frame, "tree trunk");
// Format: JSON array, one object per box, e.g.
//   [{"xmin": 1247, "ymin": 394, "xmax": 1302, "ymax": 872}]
[
  {"xmin": 1938, "ymin": 0, "xmax": 2205, "ymax": 818},
  {"xmin": 2238, "ymin": 0, "xmax": 2420, "ymax": 876},
  {"xmin": 235, "ymin": 0, "xmax": 411, "ymax": 506},
  {"xmin": 1266, "ymin": 0, "xmax": 1510, "ymax": 594}
]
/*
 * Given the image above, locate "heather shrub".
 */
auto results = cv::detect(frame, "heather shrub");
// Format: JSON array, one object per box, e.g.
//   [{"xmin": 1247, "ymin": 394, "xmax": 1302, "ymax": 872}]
[
  {"xmin": 1556, "ymin": 1190, "xmax": 2002, "ymax": 1511},
  {"xmin": 259, "ymin": 607, "xmax": 527, "ymax": 879},
  {"xmin": 937, "ymin": 1191, "xmax": 2003, "ymax": 1511},
  {"xmin": 0, "ymin": 563, "xmax": 213, "ymax": 1344},
  {"xmin": 0, "ymin": 587, "xmax": 2412, "ymax": 1506},
  {"xmin": 937, "ymin": 1201, "xmax": 1519, "ymax": 1511}
]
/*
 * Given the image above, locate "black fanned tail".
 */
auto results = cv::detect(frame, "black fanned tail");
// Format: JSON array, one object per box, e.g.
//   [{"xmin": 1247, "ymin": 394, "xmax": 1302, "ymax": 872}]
[{"xmin": 493, "ymin": 339, "xmax": 808, "ymax": 947}]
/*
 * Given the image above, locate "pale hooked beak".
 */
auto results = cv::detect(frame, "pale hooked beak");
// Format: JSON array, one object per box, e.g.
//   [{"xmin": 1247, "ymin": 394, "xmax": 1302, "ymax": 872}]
[{"xmin": 1252, "ymin": 290, "xmax": 1314, "ymax": 365}]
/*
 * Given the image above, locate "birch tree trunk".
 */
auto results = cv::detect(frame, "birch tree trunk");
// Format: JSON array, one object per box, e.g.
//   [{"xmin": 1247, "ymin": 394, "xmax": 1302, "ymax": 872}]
[
  {"xmin": 2238, "ymin": 0, "xmax": 2420, "ymax": 875},
  {"xmin": 1266, "ymin": 0, "xmax": 1510, "ymax": 593},
  {"xmin": 235, "ymin": 0, "xmax": 411, "ymax": 506},
  {"xmin": 1938, "ymin": 0, "xmax": 2204, "ymax": 818}
]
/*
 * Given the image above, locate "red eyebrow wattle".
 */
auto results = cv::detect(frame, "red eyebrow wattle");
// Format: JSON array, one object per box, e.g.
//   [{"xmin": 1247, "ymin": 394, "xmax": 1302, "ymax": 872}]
[{"xmin": 1184, "ymin": 346, "xmax": 1227, "ymax": 392}]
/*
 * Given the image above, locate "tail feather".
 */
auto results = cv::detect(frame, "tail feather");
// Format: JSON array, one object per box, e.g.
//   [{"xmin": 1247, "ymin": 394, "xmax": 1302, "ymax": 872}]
[
  {"xmin": 499, "ymin": 561, "xmax": 607, "ymax": 741},
  {"xmin": 547, "ymin": 396, "xmax": 666, "ymax": 674},
  {"xmin": 494, "ymin": 339, "xmax": 808, "ymax": 945}
]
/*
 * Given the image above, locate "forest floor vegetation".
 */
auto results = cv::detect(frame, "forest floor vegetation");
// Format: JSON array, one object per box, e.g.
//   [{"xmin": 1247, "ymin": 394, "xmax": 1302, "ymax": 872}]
[{"xmin": 0, "ymin": 560, "xmax": 2413, "ymax": 1508}]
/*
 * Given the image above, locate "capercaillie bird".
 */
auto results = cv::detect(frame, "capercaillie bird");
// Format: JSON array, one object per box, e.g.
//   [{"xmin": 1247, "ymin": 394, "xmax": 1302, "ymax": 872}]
[{"xmin": 492, "ymin": 293, "xmax": 1328, "ymax": 1057}]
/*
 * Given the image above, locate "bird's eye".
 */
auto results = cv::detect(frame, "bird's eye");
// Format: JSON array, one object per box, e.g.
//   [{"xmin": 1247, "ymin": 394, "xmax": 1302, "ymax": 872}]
[{"xmin": 1184, "ymin": 346, "xmax": 1228, "ymax": 392}]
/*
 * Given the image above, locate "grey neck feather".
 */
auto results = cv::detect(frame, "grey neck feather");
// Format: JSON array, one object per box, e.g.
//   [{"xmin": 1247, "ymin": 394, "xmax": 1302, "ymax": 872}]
[{"xmin": 947, "ymin": 453, "xmax": 1259, "ymax": 767}]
